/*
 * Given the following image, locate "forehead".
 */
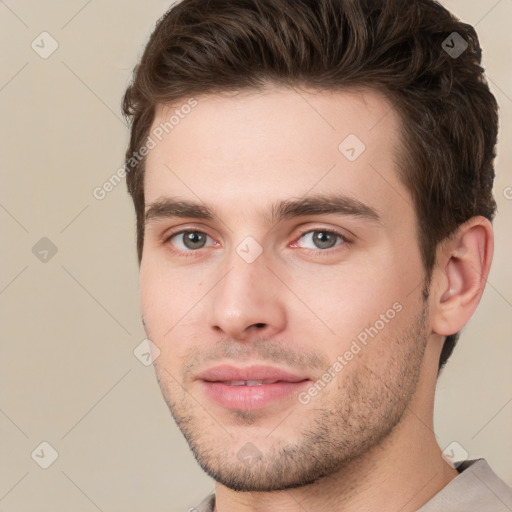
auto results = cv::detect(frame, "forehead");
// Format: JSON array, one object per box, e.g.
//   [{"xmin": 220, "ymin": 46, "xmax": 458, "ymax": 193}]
[{"xmin": 143, "ymin": 86, "xmax": 411, "ymax": 224}]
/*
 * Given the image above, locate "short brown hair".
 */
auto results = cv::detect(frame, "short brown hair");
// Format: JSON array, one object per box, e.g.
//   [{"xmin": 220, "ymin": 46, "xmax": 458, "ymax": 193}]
[{"xmin": 122, "ymin": 0, "xmax": 498, "ymax": 374}]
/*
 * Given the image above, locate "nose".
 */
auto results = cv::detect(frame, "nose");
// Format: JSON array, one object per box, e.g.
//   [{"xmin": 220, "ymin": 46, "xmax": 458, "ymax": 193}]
[{"xmin": 207, "ymin": 249, "xmax": 287, "ymax": 342}]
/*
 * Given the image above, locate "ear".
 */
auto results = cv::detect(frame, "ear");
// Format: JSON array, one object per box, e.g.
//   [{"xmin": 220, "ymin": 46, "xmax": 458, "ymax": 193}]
[{"xmin": 430, "ymin": 216, "xmax": 494, "ymax": 337}]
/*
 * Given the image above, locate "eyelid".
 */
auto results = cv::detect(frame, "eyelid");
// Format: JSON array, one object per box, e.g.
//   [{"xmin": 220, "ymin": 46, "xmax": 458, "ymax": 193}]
[
  {"xmin": 162, "ymin": 223, "xmax": 215, "ymax": 242},
  {"xmin": 164, "ymin": 228, "xmax": 217, "ymax": 246}
]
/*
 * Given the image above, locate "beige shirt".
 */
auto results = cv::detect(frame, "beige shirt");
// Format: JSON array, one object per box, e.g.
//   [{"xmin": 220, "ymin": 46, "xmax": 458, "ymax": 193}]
[{"xmin": 189, "ymin": 459, "xmax": 512, "ymax": 512}]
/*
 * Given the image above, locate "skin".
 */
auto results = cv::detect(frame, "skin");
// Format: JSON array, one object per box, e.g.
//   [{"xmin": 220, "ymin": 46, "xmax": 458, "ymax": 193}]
[{"xmin": 139, "ymin": 85, "xmax": 493, "ymax": 512}]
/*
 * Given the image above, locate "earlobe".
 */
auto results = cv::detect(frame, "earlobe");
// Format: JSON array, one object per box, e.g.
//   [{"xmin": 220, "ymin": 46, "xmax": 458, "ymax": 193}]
[{"xmin": 431, "ymin": 216, "xmax": 493, "ymax": 336}]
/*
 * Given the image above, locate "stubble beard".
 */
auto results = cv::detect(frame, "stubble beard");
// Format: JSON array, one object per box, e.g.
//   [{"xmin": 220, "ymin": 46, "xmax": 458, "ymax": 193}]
[{"xmin": 153, "ymin": 305, "xmax": 429, "ymax": 492}]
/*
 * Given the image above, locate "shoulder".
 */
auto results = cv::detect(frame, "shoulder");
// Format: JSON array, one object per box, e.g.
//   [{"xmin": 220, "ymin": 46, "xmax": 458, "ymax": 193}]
[
  {"xmin": 418, "ymin": 458, "xmax": 512, "ymax": 512},
  {"xmin": 187, "ymin": 492, "xmax": 215, "ymax": 512}
]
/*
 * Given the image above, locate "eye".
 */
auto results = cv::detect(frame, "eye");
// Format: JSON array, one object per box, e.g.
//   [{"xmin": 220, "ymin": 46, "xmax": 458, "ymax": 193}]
[
  {"xmin": 293, "ymin": 229, "xmax": 347, "ymax": 251},
  {"xmin": 166, "ymin": 230, "xmax": 215, "ymax": 252}
]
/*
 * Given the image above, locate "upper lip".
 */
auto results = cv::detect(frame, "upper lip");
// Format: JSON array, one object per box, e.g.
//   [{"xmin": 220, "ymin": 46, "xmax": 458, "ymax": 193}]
[{"xmin": 197, "ymin": 364, "xmax": 310, "ymax": 383}]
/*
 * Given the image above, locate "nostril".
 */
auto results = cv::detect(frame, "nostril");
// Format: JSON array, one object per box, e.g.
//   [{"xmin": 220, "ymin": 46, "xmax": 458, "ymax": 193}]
[{"xmin": 254, "ymin": 323, "xmax": 266, "ymax": 328}]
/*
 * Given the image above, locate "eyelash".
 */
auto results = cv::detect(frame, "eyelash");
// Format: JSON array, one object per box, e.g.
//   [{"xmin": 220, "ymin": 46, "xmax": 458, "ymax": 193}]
[
  {"xmin": 163, "ymin": 230, "xmax": 217, "ymax": 259},
  {"xmin": 163, "ymin": 228, "xmax": 350, "ymax": 258},
  {"xmin": 293, "ymin": 227, "xmax": 349, "ymax": 252}
]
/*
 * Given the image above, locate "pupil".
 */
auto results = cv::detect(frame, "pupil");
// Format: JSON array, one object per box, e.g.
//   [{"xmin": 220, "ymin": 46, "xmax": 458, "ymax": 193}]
[
  {"xmin": 185, "ymin": 232, "xmax": 205, "ymax": 249},
  {"xmin": 314, "ymin": 232, "xmax": 335, "ymax": 249}
]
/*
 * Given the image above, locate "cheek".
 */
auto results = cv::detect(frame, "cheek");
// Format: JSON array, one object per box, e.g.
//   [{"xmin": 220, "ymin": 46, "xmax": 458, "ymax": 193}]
[
  {"xmin": 140, "ymin": 261, "xmax": 190, "ymax": 337},
  {"xmin": 139, "ymin": 259, "xmax": 211, "ymax": 364},
  {"xmin": 285, "ymin": 262, "xmax": 403, "ymax": 336}
]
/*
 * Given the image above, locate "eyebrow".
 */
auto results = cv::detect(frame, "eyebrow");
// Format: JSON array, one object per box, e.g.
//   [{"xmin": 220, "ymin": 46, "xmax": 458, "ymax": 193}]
[{"xmin": 144, "ymin": 193, "xmax": 381, "ymax": 225}]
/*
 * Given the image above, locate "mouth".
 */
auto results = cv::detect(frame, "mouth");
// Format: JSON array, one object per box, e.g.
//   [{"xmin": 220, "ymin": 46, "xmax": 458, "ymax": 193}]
[
  {"xmin": 221, "ymin": 380, "xmax": 289, "ymax": 386},
  {"xmin": 197, "ymin": 365, "xmax": 311, "ymax": 410}
]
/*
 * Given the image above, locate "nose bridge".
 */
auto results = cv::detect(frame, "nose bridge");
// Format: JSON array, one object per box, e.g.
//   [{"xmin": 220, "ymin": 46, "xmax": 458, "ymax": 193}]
[{"xmin": 208, "ymin": 242, "xmax": 286, "ymax": 340}]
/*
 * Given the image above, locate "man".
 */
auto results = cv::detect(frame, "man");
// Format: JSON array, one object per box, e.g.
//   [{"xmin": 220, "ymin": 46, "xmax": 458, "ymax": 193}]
[{"xmin": 121, "ymin": 0, "xmax": 511, "ymax": 510}]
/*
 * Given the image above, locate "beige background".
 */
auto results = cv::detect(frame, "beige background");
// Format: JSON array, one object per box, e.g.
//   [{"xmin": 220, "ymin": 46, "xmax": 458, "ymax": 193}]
[{"xmin": 0, "ymin": 1, "xmax": 511, "ymax": 511}]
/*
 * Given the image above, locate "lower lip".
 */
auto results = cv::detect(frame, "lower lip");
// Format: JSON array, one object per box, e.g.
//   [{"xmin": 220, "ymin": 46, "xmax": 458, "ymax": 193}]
[{"xmin": 200, "ymin": 380, "xmax": 310, "ymax": 410}]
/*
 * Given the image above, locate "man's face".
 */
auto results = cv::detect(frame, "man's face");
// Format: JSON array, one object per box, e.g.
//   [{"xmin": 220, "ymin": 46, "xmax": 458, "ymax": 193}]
[{"xmin": 140, "ymin": 86, "xmax": 431, "ymax": 491}]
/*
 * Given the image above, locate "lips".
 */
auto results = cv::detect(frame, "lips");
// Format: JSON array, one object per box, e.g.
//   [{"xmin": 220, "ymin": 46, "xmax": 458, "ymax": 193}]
[
  {"xmin": 197, "ymin": 364, "xmax": 308, "ymax": 383},
  {"xmin": 197, "ymin": 364, "xmax": 311, "ymax": 410},
  {"xmin": 223, "ymin": 380, "xmax": 279, "ymax": 386}
]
